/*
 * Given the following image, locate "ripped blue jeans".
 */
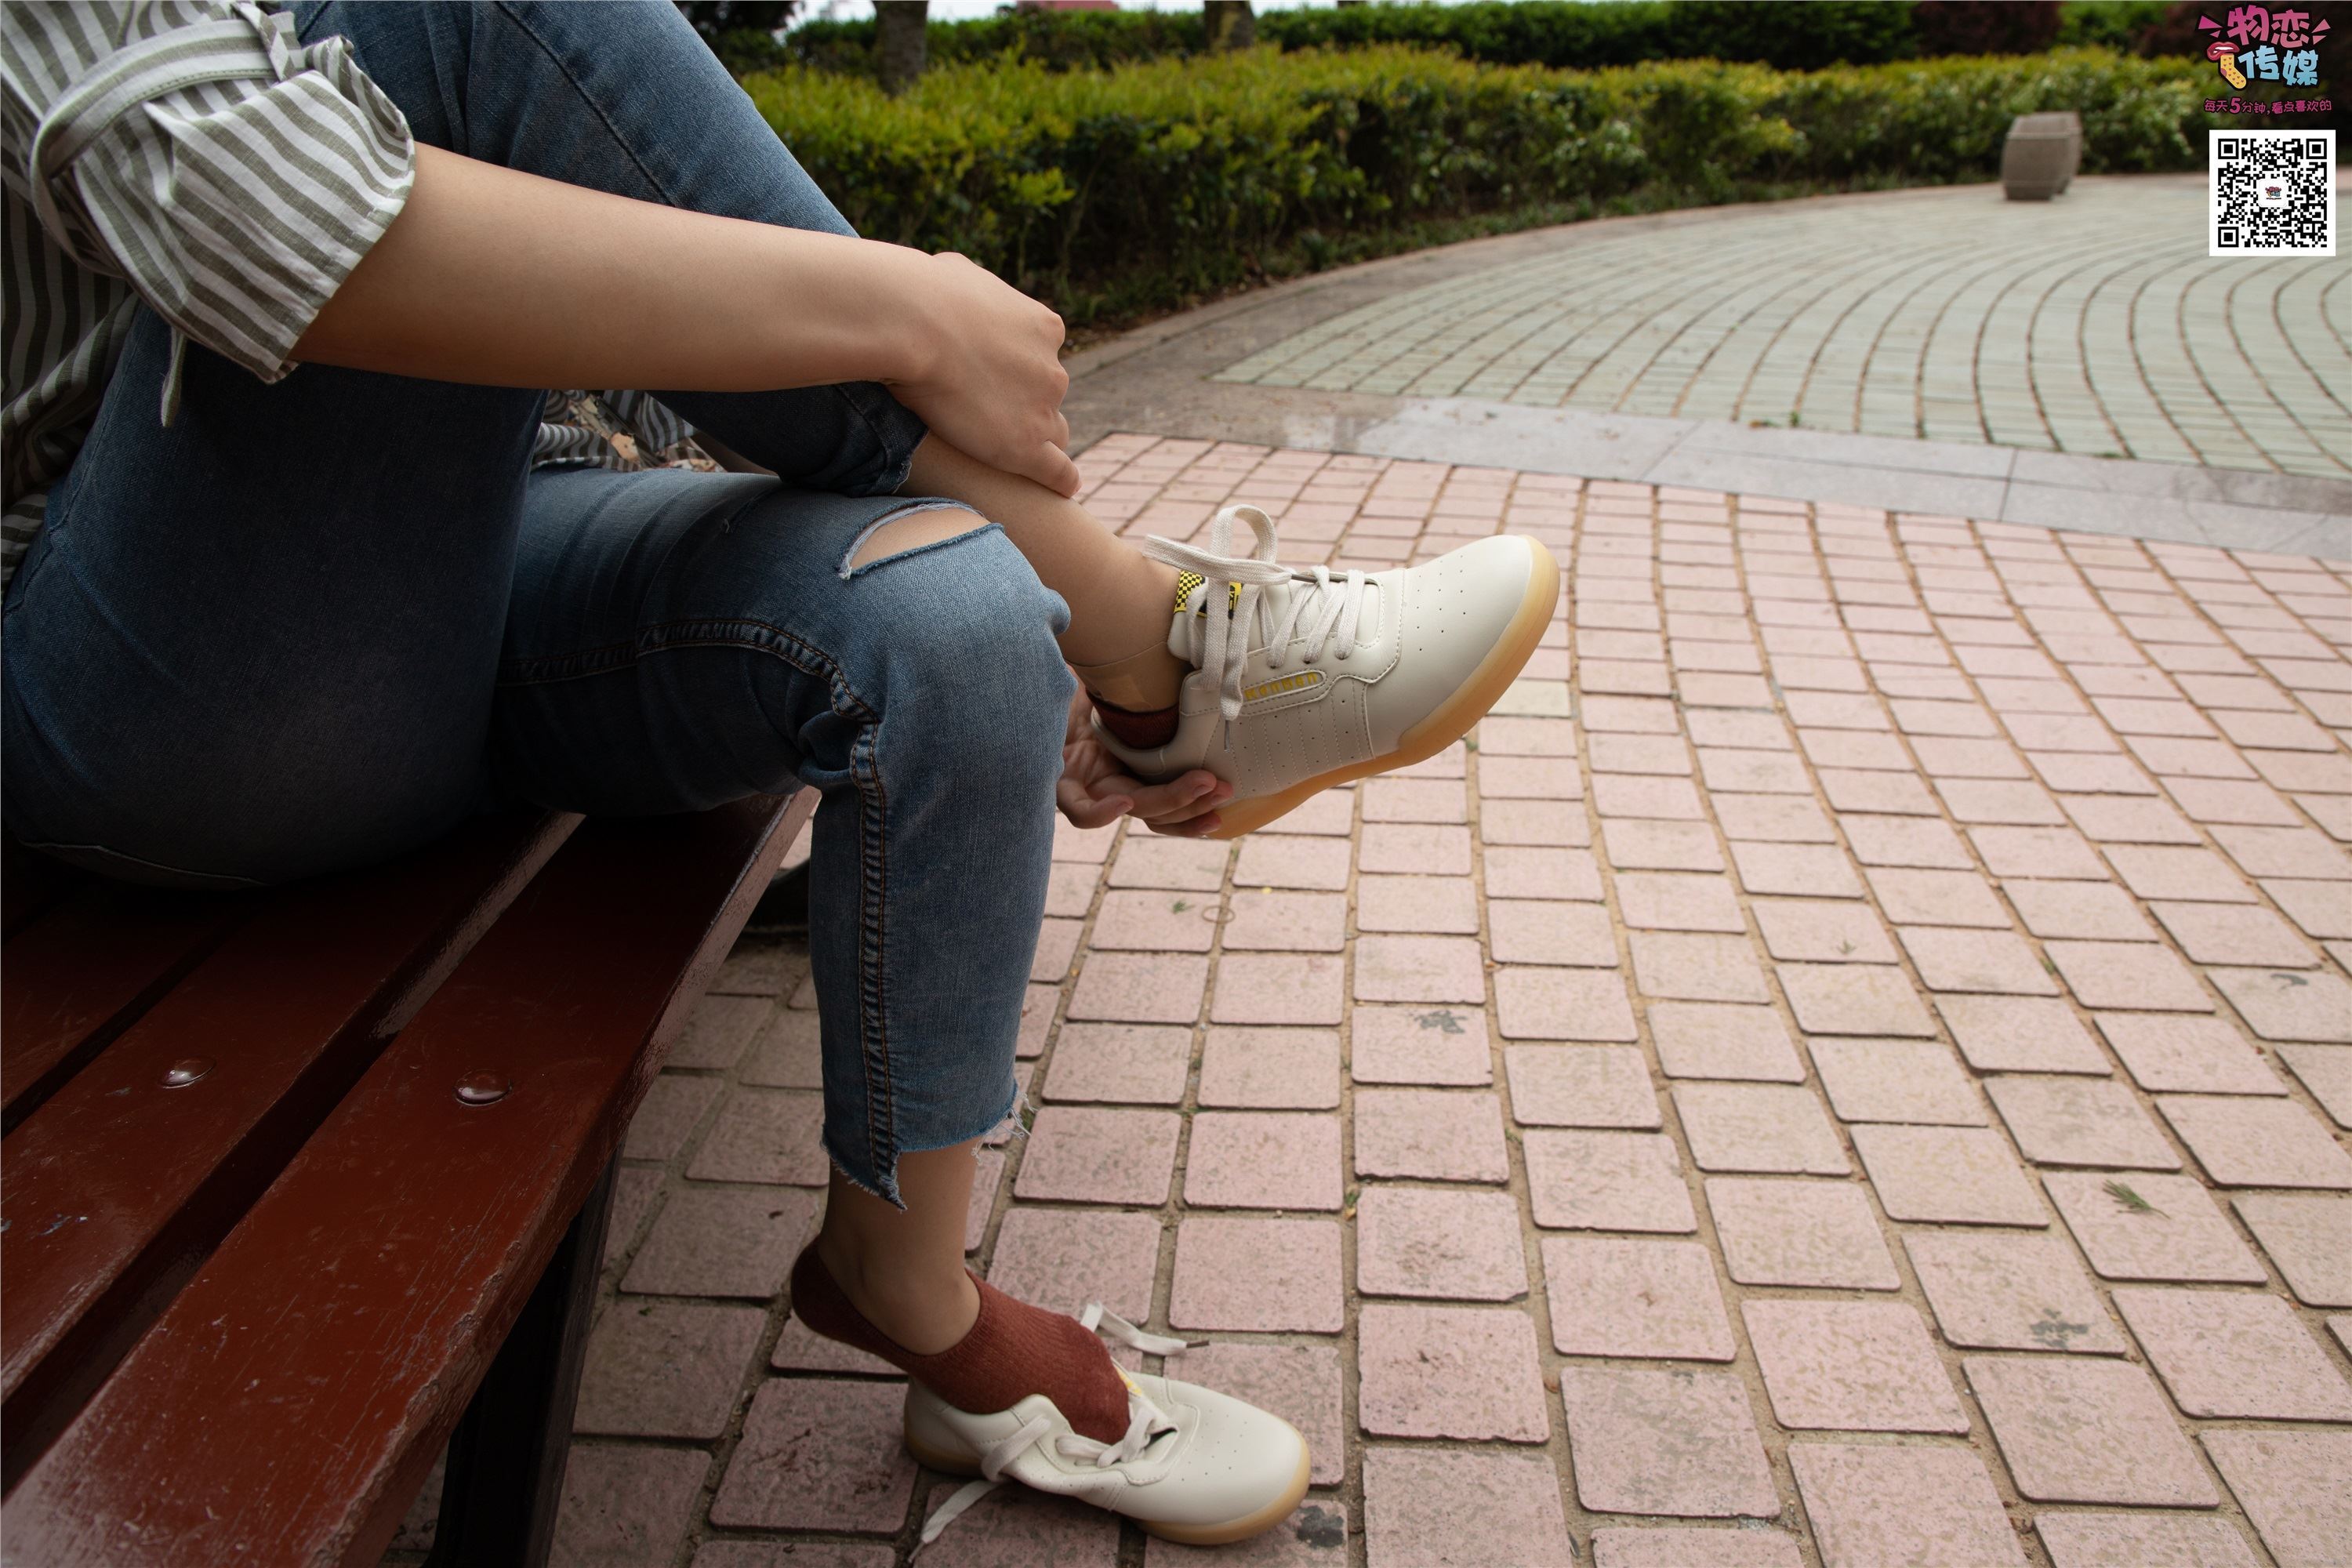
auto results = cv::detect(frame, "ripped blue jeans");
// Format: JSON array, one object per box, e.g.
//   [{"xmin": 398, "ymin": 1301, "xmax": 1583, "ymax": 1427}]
[{"xmin": 0, "ymin": 0, "xmax": 1072, "ymax": 1201}]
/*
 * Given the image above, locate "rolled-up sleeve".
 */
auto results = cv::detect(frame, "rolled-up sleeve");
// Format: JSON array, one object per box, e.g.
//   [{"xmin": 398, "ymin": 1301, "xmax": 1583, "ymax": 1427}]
[{"xmin": 20, "ymin": 0, "xmax": 413, "ymax": 405}]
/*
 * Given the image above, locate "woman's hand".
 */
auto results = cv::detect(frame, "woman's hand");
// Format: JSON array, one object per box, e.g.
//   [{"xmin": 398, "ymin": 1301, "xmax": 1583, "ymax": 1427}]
[
  {"xmin": 1056, "ymin": 685, "xmax": 1231, "ymax": 837},
  {"xmin": 889, "ymin": 252, "xmax": 1080, "ymax": 498}
]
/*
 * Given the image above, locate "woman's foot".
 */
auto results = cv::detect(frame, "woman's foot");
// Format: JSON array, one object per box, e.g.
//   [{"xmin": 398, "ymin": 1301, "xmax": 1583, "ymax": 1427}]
[{"xmin": 1093, "ymin": 506, "xmax": 1560, "ymax": 837}]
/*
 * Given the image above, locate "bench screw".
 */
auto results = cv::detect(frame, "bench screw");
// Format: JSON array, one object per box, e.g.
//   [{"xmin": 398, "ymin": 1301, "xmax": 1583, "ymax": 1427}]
[
  {"xmin": 456, "ymin": 1072, "xmax": 512, "ymax": 1106},
  {"xmin": 161, "ymin": 1058, "xmax": 213, "ymax": 1087}
]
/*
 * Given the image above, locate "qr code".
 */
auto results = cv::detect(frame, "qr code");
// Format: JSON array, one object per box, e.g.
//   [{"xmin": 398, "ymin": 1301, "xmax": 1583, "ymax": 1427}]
[{"xmin": 2211, "ymin": 130, "xmax": 2335, "ymax": 257}]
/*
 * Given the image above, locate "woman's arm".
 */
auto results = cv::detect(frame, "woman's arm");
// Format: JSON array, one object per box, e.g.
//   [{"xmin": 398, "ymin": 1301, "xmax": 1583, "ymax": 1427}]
[{"xmin": 297, "ymin": 146, "xmax": 1078, "ymax": 495}]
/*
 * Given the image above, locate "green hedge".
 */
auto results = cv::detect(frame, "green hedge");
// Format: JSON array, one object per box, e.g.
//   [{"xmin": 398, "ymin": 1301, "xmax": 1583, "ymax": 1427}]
[
  {"xmin": 776, "ymin": 2, "xmax": 2162, "ymax": 78},
  {"xmin": 746, "ymin": 45, "xmax": 2212, "ymax": 326}
]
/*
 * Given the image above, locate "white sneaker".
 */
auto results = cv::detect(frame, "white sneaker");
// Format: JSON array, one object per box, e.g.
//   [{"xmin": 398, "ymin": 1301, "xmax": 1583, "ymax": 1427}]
[
  {"xmin": 1102, "ymin": 505, "xmax": 1560, "ymax": 837},
  {"xmin": 906, "ymin": 1305, "xmax": 1310, "ymax": 1549}
]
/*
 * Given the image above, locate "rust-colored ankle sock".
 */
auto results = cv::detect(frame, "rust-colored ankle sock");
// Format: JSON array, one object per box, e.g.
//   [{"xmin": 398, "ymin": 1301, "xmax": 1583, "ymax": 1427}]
[
  {"xmin": 1090, "ymin": 696, "xmax": 1179, "ymax": 749},
  {"xmin": 789, "ymin": 1243, "xmax": 1131, "ymax": 1444}
]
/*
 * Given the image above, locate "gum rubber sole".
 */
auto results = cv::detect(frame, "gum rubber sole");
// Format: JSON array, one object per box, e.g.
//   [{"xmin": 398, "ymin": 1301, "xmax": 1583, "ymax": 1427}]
[
  {"xmin": 903, "ymin": 1423, "xmax": 1313, "ymax": 1546},
  {"xmin": 1202, "ymin": 536, "xmax": 1563, "ymax": 840}
]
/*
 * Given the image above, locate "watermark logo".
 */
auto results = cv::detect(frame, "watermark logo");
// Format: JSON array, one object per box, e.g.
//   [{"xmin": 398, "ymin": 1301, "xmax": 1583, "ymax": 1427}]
[{"xmin": 2200, "ymin": 7, "xmax": 2333, "ymax": 114}]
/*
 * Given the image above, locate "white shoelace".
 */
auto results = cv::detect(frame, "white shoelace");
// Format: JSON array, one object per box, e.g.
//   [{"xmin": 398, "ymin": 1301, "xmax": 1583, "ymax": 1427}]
[
  {"xmin": 1142, "ymin": 506, "xmax": 1377, "ymax": 740},
  {"xmin": 915, "ymin": 1304, "xmax": 1196, "ymax": 1551}
]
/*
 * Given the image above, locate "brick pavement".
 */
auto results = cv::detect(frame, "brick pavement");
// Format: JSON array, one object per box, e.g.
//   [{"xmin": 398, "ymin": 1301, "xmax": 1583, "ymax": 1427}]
[
  {"xmin": 1213, "ymin": 180, "xmax": 2352, "ymax": 484},
  {"xmin": 384, "ymin": 434, "xmax": 2352, "ymax": 1567}
]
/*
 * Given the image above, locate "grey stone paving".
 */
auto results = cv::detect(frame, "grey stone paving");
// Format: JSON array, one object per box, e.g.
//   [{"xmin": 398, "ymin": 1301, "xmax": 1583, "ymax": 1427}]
[{"xmin": 1215, "ymin": 177, "xmax": 2351, "ymax": 482}]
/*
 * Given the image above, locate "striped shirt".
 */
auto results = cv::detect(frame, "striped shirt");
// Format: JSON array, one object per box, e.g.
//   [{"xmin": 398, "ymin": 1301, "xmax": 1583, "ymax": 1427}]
[{"xmin": 2, "ymin": 1, "xmax": 691, "ymax": 593}]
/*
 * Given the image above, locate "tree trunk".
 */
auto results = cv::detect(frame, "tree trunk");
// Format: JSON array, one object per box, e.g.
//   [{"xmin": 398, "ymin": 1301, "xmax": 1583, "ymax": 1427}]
[
  {"xmin": 876, "ymin": 0, "xmax": 928, "ymax": 96},
  {"xmin": 1204, "ymin": 0, "xmax": 1255, "ymax": 51}
]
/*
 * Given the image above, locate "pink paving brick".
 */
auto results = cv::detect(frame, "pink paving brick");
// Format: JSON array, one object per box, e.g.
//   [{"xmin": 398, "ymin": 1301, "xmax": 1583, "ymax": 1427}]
[
  {"xmin": 2264, "ymin": 877, "xmax": 2352, "ymax": 938},
  {"xmin": 2045, "ymin": 1171, "xmax": 2265, "ymax": 1283},
  {"xmin": 1714, "ymin": 793, "xmax": 1838, "ymax": 842},
  {"xmin": 771, "ymin": 1317, "xmax": 894, "ymax": 1377},
  {"xmin": 1503, "ymin": 1044, "xmax": 1659, "ymax": 1127},
  {"xmin": 576, "ymin": 1301, "xmax": 764, "ymax": 1439},
  {"xmin": 1985, "ymin": 1076, "xmax": 2180, "ymax": 1170},
  {"xmin": 1646, "ymin": 1000, "xmax": 1805, "ymax": 1080},
  {"xmin": 1483, "ymin": 717, "xmax": 1580, "ymax": 757},
  {"xmin": 1599, "ymin": 818, "xmax": 1726, "ymax": 873},
  {"xmin": 1213, "ymin": 953, "xmax": 1345, "ymax": 1025},
  {"xmin": 554, "ymin": 1446, "xmax": 711, "ymax": 1568},
  {"xmin": 1033, "ymin": 916, "xmax": 1085, "ymax": 980},
  {"xmin": 1196, "ymin": 1026, "xmax": 1340, "ymax": 1109},
  {"xmin": 1233, "ymin": 834, "xmax": 1350, "ymax": 891},
  {"xmin": 1476, "ymin": 755, "xmax": 1584, "ymax": 800},
  {"xmin": 2202, "ymin": 1429, "xmax": 2352, "ymax": 1568},
  {"xmin": 2113, "ymin": 1286, "xmax": 2352, "ymax": 1419},
  {"xmin": 1744, "ymin": 1299, "xmax": 1967, "ymax": 1432},
  {"xmin": 1484, "ymin": 845, "xmax": 1604, "ymax": 899},
  {"xmin": 1970, "ymin": 824, "xmax": 2112, "ymax": 880},
  {"xmin": 622, "ymin": 1073, "xmax": 725, "ymax": 1162},
  {"xmin": 908, "ymin": 1483, "xmax": 1118, "ymax": 1567},
  {"xmin": 1477, "ymin": 798, "xmax": 1589, "ymax": 847},
  {"xmin": 686, "ymin": 1088, "xmax": 828, "ymax": 1185},
  {"xmin": 1362, "ymin": 776, "xmax": 1468, "ymax": 823},
  {"xmin": 1183, "ymin": 1112, "xmax": 1343, "ymax": 1211},
  {"xmin": 1353, "ymin": 1185, "xmax": 1530, "ymax": 1300},
  {"xmin": 1352, "ymin": 1090, "xmax": 1510, "ymax": 1182},
  {"xmin": 1353, "ymin": 875, "xmax": 1479, "ymax": 935},
  {"xmin": 1821, "ymin": 768, "xmax": 1940, "ymax": 816},
  {"xmin": 1704, "ymin": 1178, "xmax": 1899, "ymax": 1288},
  {"xmin": 1592, "ymin": 772, "xmax": 1705, "ymax": 819},
  {"xmin": 1777, "ymin": 964, "xmax": 1939, "ymax": 1036},
  {"xmin": 2105, "ymin": 845, "xmax": 2258, "ymax": 903},
  {"xmin": 1018, "ymin": 983, "xmax": 1058, "ymax": 1060},
  {"xmin": 2060, "ymin": 793, "xmax": 2202, "ymax": 843},
  {"xmin": 1066, "ymin": 952, "xmax": 1208, "ymax": 1024},
  {"xmin": 1487, "ymin": 896, "xmax": 1618, "ymax": 964},
  {"xmin": 619, "ymin": 1186, "xmax": 816, "ymax": 1300},
  {"xmin": 670, "ymin": 993, "xmax": 771, "ymax": 1071},
  {"xmin": 1728, "ymin": 840, "xmax": 1865, "ymax": 898},
  {"xmin": 2045, "ymin": 940, "xmax": 2214, "ymax": 1012},
  {"xmin": 1357, "ymin": 1305, "xmax": 1550, "ymax": 1442},
  {"xmin": 986, "ymin": 1207, "xmax": 1161, "ymax": 1322},
  {"xmin": 2235, "ymin": 1193, "xmax": 2351, "ymax": 1306},
  {"xmin": 1865, "ymin": 867, "xmax": 2013, "ymax": 928},
  {"xmin": 1524, "ymin": 1130, "xmax": 1697, "ymax": 1232},
  {"xmin": 1789, "ymin": 1443, "xmax": 2025, "ymax": 1568},
  {"xmin": 1014, "ymin": 1107, "xmax": 1181, "ymax": 1205},
  {"xmin": 1360, "ymin": 1448, "xmax": 1571, "ymax": 1568},
  {"xmin": 1493, "ymin": 966, "xmax": 1639, "ymax": 1041},
  {"xmin": 1810, "ymin": 1038, "xmax": 1985, "ymax": 1124},
  {"xmin": 1615, "ymin": 873, "xmax": 1746, "ymax": 934},
  {"xmin": 1352, "ymin": 936, "xmax": 1487, "ymax": 1005},
  {"xmin": 1109, "ymin": 835, "xmax": 1232, "ymax": 891},
  {"xmin": 1628, "ymin": 931, "xmax": 1770, "ymax": 1003},
  {"xmin": 2209, "ymin": 964, "xmax": 2352, "ymax": 1041},
  {"xmin": 2280, "ymin": 1044, "xmax": 2352, "ymax": 1127},
  {"xmin": 1590, "ymin": 1528, "xmax": 1803, "ymax": 1568},
  {"xmin": 1169, "ymin": 1217, "xmax": 1343, "ymax": 1332},
  {"xmin": 2035, "ymin": 1514, "xmax": 2260, "ymax": 1568},
  {"xmin": 1850, "ymin": 1124, "xmax": 2049, "ymax": 1225},
  {"xmin": 1171, "ymin": 1341, "xmax": 1344, "ymax": 1486},
  {"xmin": 1043, "ymin": 1023, "xmax": 1194, "ymax": 1105},
  {"xmin": 1360, "ymin": 823, "xmax": 1473, "ymax": 877},
  {"xmin": 1904, "ymin": 1229, "xmax": 2126, "ymax": 1352},
  {"xmin": 709, "ymin": 1379, "xmax": 916, "ymax": 1532},
  {"xmin": 2158, "ymin": 1094, "xmax": 2352, "ymax": 1188},
  {"xmin": 1089, "ymin": 890, "xmax": 1220, "ymax": 953},
  {"xmin": 1900, "ymin": 928, "xmax": 2059, "ymax": 998},
  {"xmin": 1541, "ymin": 1236, "xmax": 1735, "ymax": 1359},
  {"xmin": 741, "ymin": 1009, "xmax": 822, "ymax": 1091},
  {"xmin": 2005, "ymin": 880, "xmax": 2158, "ymax": 942},
  {"xmin": 1557, "ymin": 1366, "xmax": 1779, "ymax": 1517},
  {"xmin": 1965, "ymin": 1356, "xmax": 2218, "ymax": 1505},
  {"xmin": 2094, "ymin": 1012, "xmax": 2284, "ymax": 1094},
  {"xmin": 1671, "ymin": 1083, "xmax": 1850, "ymax": 1174},
  {"xmin": 1840, "ymin": 813, "xmax": 1973, "ymax": 869},
  {"xmin": 1045, "ymin": 861, "xmax": 1100, "ymax": 919},
  {"xmin": 1351, "ymin": 1004, "xmax": 1493, "ymax": 1085},
  {"xmin": 1053, "ymin": 818, "xmax": 1120, "ymax": 865},
  {"xmin": 1751, "ymin": 899, "xmax": 1900, "ymax": 962},
  {"xmin": 1588, "ymin": 732, "xmax": 1690, "ymax": 774},
  {"xmin": 1935, "ymin": 993, "xmax": 2110, "ymax": 1073}
]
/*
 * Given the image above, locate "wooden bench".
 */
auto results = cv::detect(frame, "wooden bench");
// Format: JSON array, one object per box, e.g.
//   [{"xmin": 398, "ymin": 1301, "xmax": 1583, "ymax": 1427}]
[{"xmin": 1, "ymin": 789, "xmax": 815, "ymax": 1566}]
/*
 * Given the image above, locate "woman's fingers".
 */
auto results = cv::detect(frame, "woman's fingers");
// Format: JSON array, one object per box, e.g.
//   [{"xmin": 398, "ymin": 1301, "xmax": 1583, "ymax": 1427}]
[
  {"xmin": 1055, "ymin": 775, "xmax": 1132, "ymax": 829},
  {"xmin": 1026, "ymin": 441, "xmax": 1083, "ymax": 499},
  {"xmin": 1127, "ymin": 771, "xmax": 1229, "ymax": 825}
]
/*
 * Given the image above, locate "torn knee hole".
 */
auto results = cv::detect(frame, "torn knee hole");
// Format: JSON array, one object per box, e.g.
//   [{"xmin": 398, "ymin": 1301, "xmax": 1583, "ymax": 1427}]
[{"xmin": 843, "ymin": 502, "xmax": 989, "ymax": 574}]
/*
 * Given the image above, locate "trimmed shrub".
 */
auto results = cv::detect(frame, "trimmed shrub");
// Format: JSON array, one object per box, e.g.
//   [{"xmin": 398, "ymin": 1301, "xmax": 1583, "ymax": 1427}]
[{"xmin": 746, "ymin": 45, "xmax": 2216, "ymax": 324}]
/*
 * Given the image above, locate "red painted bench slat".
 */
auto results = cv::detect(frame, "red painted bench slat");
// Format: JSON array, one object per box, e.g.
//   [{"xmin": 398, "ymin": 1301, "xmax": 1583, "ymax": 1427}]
[
  {"xmin": 2, "ymin": 884, "xmax": 251, "ymax": 1132},
  {"xmin": 6, "ymin": 793, "xmax": 806, "ymax": 1567},
  {"xmin": 0, "ymin": 810, "xmax": 579, "ymax": 1482}
]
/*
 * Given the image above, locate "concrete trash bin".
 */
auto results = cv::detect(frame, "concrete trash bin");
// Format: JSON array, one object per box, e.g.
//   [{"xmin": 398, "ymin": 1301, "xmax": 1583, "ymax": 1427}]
[{"xmin": 2002, "ymin": 111, "xmax": 2082, "ymax": 201}]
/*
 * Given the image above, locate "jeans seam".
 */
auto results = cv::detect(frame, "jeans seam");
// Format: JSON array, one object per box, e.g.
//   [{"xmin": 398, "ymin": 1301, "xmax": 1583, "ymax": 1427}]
[{"xmin": 489, "ymin": 1, "xmax": 674, "ymax": 202}]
